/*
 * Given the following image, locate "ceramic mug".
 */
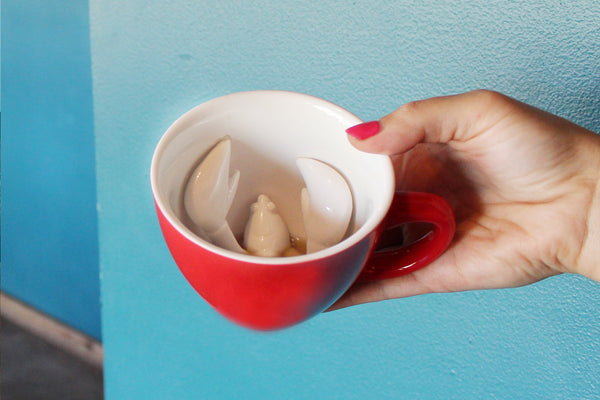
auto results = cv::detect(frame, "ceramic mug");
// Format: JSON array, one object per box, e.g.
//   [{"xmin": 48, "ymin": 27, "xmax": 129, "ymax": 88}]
[{"xmin": 151, "ymin": 91, "xmax": 455, "ymax": 330}]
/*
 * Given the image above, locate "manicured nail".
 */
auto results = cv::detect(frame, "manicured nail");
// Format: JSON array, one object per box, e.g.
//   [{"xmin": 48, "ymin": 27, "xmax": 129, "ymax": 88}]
[{"xmin": 345, "ymin": 121, "xmax": 381, "ymax": 140}]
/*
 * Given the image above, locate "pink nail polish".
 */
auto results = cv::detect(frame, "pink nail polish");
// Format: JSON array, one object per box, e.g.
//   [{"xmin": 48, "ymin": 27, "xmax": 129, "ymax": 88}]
[{"xmin": 345, "ymin": 121, "xmax": 381, "ymax": 140}]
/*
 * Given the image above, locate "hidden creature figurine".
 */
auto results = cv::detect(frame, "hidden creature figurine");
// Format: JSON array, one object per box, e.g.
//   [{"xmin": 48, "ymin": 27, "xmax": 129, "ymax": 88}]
[{"xmin": 243, "ymin": 194, "xmax": 291, "ymax": 257}]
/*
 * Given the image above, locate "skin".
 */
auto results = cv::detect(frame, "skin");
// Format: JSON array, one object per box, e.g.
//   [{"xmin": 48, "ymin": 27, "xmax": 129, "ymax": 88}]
[{"xmin": 331, "ymin": 90, "xmax": 600, "ymax": 310}]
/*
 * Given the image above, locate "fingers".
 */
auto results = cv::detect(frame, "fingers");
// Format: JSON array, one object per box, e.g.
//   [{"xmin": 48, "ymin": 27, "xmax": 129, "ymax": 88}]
[
  {"xmin": 346, "ymin": 90, "xmax": 513, "ymax": 155},
  {"xmin": 326, "ymin": 274, "xmax": 434, "ymax": 311},
  {"xmin": 327, "ymin": 248, "xmax": 458, "ymax": 311}
]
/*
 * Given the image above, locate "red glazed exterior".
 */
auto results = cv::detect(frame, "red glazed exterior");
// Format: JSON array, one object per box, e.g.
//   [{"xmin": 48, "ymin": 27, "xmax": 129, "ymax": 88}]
[
  {"xmin": 156, "ymin": 203, "xmax": 378, "ymax": 330},
  {"xmin": 358, "ymin": 192, "xmax": 456, "ymax": 281},
  {"xmin": 155, "ymin": 190, "xmax": 455, "ymax": 330}
]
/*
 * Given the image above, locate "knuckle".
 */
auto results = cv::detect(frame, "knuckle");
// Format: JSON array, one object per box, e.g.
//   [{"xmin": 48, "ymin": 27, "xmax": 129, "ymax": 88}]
[{"xmin": 469, "ymin": 89, "xmax": 510, "ymax": 107}]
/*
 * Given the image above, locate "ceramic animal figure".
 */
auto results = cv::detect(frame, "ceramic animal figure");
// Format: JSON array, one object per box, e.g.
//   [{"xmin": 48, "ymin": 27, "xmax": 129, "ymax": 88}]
[{"xmin": 244, "ymin": 194, "xmax": 290, "ymax": 257}]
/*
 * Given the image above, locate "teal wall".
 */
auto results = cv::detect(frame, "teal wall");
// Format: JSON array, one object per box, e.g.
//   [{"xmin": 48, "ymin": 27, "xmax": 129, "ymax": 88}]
[
  {"xmin": 90, "ymin": 1, "xmax": 600, "ymax": 399},
  {"xmin": 1, "ymin": 0, "xmax": 101, "ymax": 339}
]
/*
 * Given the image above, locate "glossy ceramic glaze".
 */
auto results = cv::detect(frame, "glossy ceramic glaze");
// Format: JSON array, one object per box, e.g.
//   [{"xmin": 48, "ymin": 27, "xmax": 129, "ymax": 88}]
[
  {"xmin": 243, "ymin": 194, "xmax": 291, "ymax": 257},
  {"xmin": 297, "ymin": 157, "xmax": 353, "ymax": 254},
  {"xmin": 184, "ymin": 137, "xmax": 245, "ymax": 253}
]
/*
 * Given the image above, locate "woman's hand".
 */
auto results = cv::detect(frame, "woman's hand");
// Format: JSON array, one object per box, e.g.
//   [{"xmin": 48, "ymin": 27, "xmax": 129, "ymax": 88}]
[{"xmin": 331, "ymin": 90, "xmax": 600, "ymax": 310}]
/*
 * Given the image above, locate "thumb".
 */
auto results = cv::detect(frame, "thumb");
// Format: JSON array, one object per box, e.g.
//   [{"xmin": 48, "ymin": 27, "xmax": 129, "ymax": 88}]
[{"xmin": 346, "ymin": 90, "xmax": 512, "ymax": 155}]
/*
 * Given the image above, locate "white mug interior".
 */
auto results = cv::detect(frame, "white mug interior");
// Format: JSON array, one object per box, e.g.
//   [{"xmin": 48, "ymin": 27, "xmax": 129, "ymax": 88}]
[{"xmin": 151, "ymin": 91, "xmax": 394, "ymax": 263}]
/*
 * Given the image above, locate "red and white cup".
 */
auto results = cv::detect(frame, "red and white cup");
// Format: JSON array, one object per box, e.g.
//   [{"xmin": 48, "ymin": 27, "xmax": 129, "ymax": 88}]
[{"xmin": 151, "ymin": 91, "xmax": 455, "ymax": 330}]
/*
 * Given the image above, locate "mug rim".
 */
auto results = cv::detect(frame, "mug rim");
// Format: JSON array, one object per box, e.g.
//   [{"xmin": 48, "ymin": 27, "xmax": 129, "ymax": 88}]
[{"xmin": 150, "ymin": 90, "xmax": 394, "ymax": 265}]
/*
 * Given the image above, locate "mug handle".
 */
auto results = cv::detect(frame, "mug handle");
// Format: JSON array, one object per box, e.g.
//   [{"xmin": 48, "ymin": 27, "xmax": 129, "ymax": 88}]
[{"xmin": 358, "ymin": 192, "xmax": 455, "ymax": 281}]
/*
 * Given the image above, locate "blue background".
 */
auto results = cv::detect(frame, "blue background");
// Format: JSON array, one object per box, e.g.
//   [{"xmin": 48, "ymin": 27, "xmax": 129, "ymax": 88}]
[
  {"xmin": 90, "ymin": 1, "xmax": 600, "ymax": 399},
  {"xmin": 1, "ymin": 0, "xmax": 101, "ymax": 339},
  {"xmin": 2, "ymin": 0, "xmax": 600, "ymax": 398}
]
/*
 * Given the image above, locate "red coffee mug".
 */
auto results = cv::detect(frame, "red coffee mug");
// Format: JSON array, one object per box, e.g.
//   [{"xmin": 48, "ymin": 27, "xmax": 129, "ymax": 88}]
[{"xmin": 151, "ymin": 91, "xmax": 455, "ymax": 330}]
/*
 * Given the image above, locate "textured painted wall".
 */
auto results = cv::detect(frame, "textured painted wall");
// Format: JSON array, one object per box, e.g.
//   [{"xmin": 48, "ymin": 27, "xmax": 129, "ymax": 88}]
[
  {"xmin": 1, "ymin": 3, "xmax": 2, "ymax": 110},
  {"xmin": 90, "ymin": 1, "xmax": 600, "ymax": 398},
  {"xmin": 1, "ymin": 0, "xmax": 101, "ymax": 339}
]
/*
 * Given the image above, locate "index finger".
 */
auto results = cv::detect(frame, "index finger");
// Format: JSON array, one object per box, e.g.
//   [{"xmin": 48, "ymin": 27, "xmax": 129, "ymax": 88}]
[{"xmin": 346, "ymin": 90, "xmax": 515, "ymax": 155}]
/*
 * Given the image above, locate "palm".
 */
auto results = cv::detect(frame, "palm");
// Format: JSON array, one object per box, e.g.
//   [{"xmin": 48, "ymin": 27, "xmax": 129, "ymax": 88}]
[{"xmin": 393, "ymin": 140, "xmax": 559, "ymax": 295}]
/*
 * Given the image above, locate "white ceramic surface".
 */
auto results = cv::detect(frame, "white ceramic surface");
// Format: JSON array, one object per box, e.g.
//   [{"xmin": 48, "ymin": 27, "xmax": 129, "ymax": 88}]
[
  {"xmin": 183, "ymin": 137, "xmax": 245, "ymax": 253},
  {"xmin": 297, "ymin": 158, "xmax": 353, "ymax": 254},
  {"xmin": 152, "ymin": 90, "xmax": 394, "ymax": 263}
]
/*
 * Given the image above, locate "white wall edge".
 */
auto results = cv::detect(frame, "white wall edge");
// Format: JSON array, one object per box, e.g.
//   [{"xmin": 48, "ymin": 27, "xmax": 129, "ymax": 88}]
[{"xmin": 1, "ymin": 292, "xmax": 103, "ymax": 369}]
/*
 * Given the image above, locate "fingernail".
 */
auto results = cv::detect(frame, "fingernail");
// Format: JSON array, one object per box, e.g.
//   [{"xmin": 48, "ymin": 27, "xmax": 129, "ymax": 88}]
[{"xmin": 346, "ymin": 121, "xmax": 381, "ymax": 140}]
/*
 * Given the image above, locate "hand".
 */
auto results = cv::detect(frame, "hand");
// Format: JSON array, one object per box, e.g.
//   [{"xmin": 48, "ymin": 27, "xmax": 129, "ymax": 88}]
[{"xmin": 331, "ymin": 90, "xmax": 600, "ymax": 310}]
